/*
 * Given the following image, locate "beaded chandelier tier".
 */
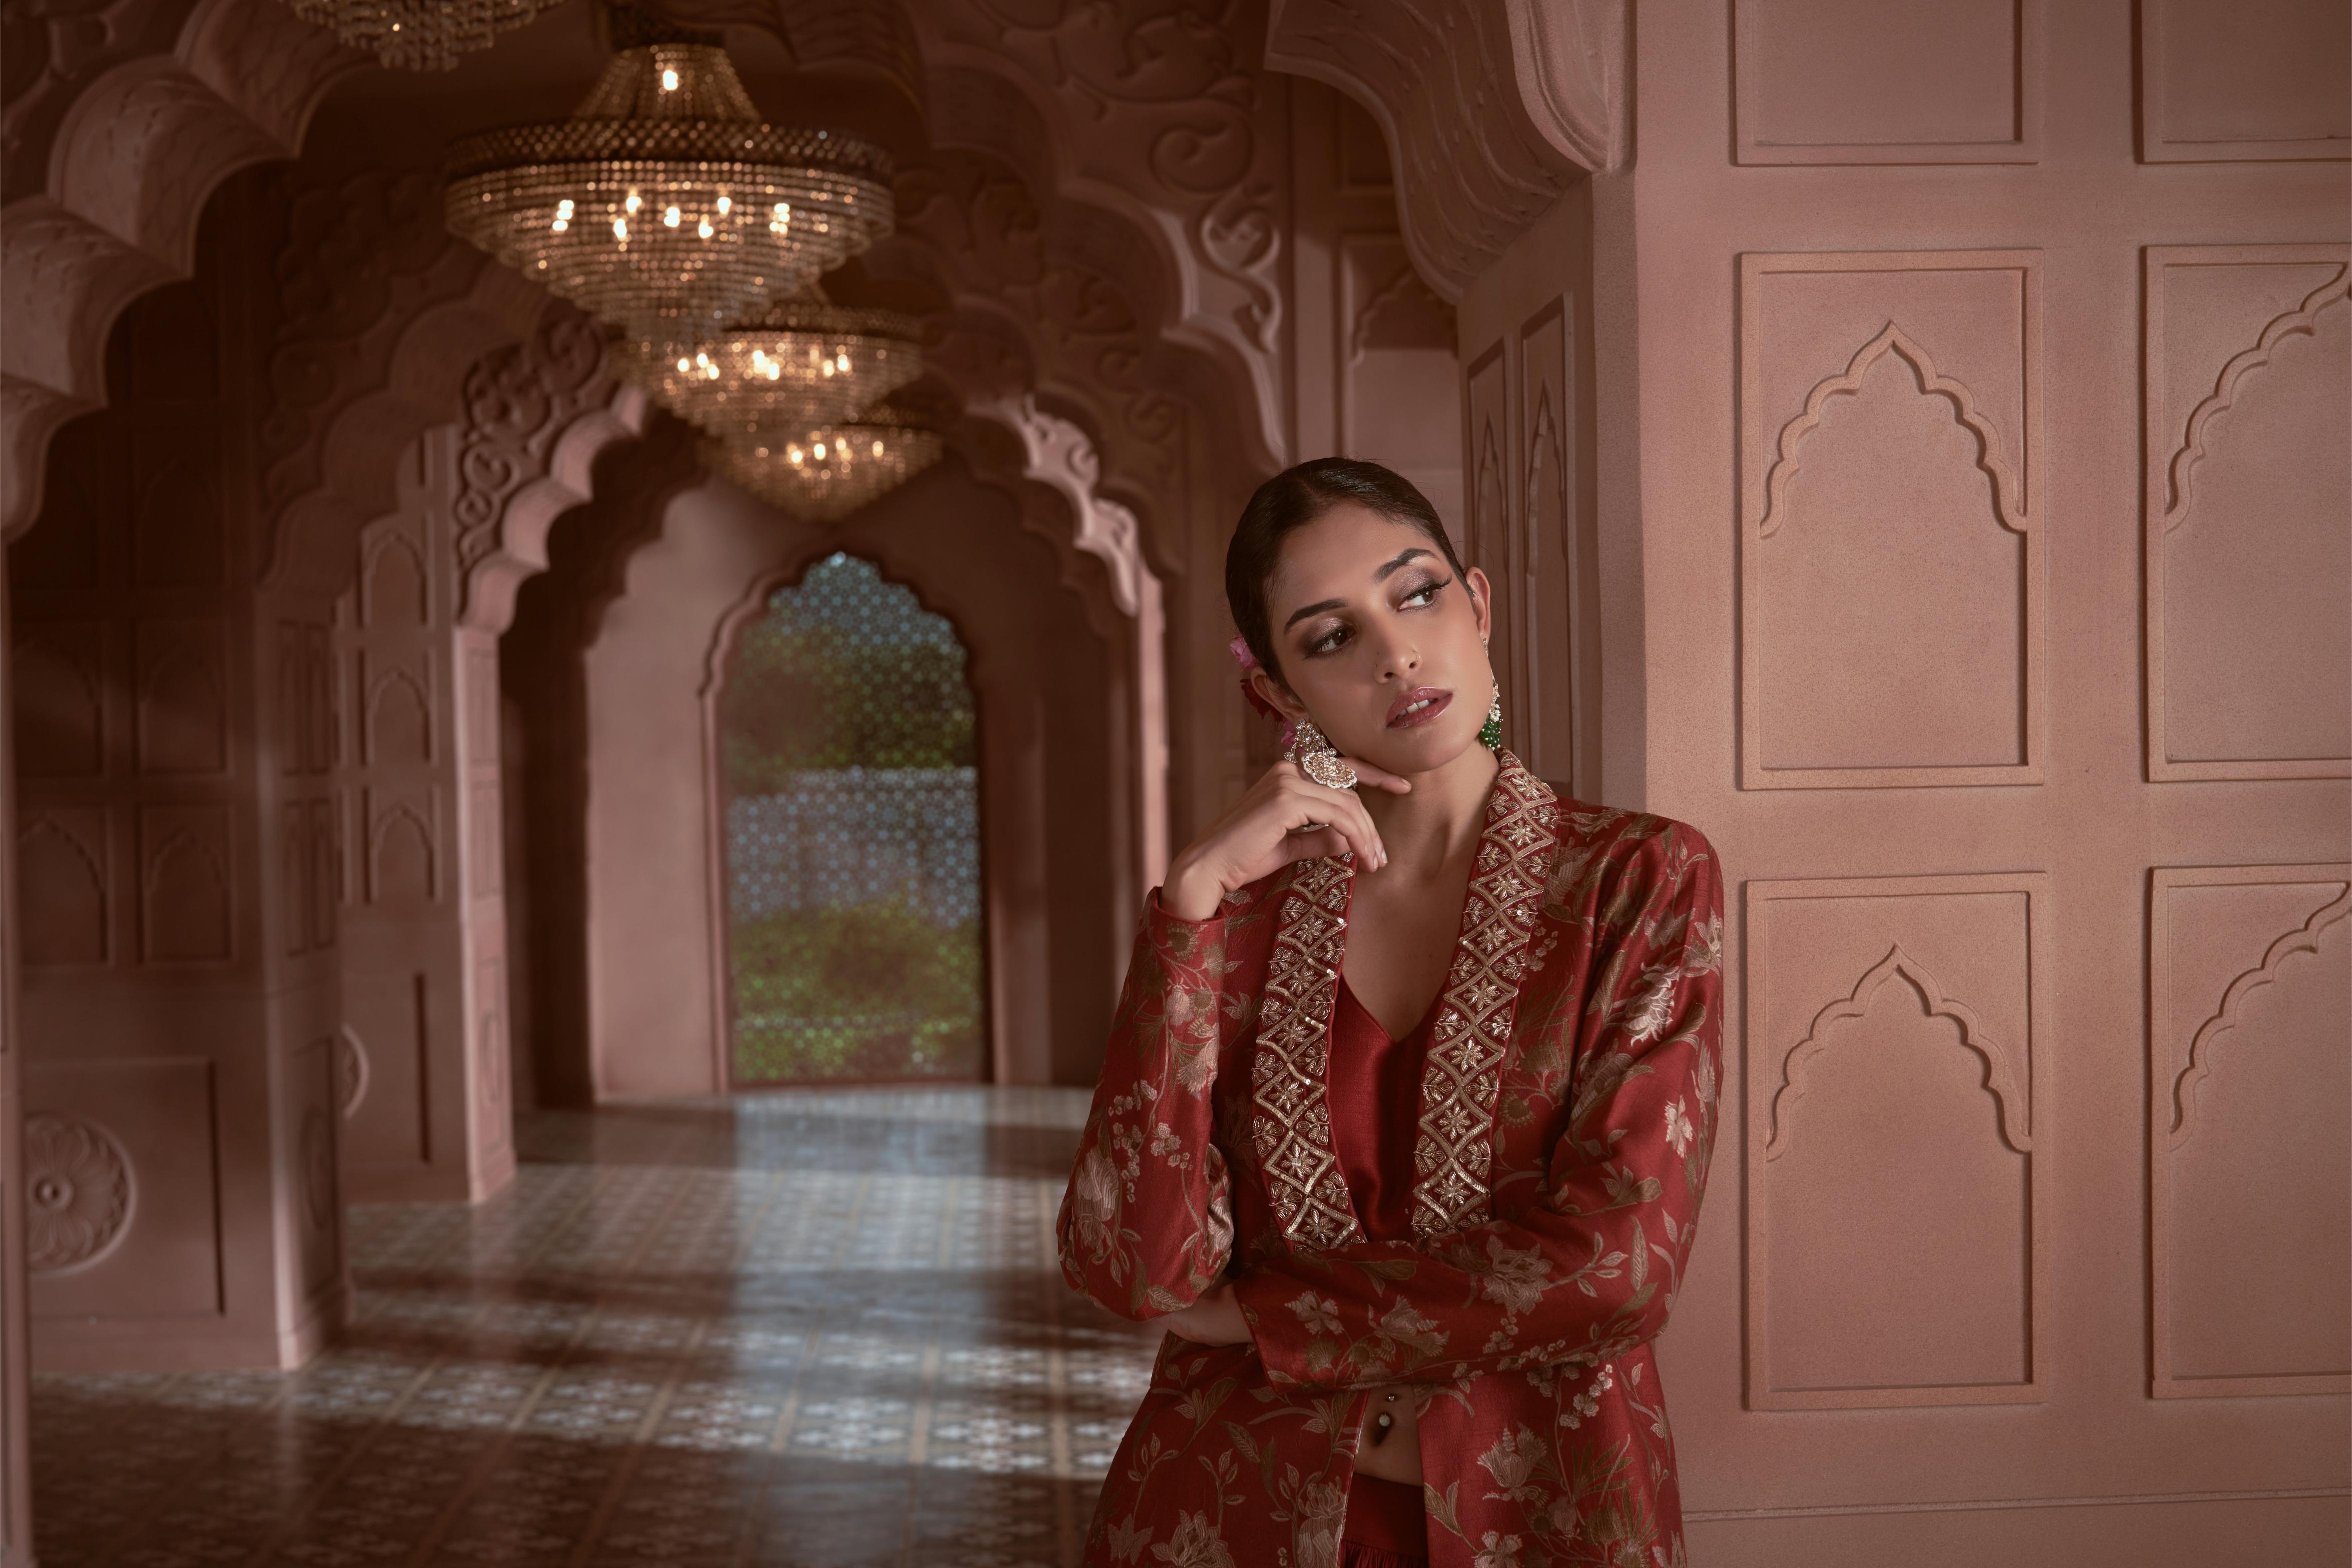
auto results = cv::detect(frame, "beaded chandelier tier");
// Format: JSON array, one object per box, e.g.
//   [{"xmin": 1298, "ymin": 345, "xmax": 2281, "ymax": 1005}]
[
  {"xmin": 444, "ymin": 23, "xmax": 893, "ymax": 350},
  {"xmin": 282, "ymin": 0, "xmax": 559, "ymax": 70},
  {"xmin": 617, "ymin": 291, "xmax": 926, "ymax": 444},
  {"xmin": 709, "ymin": 400, "xmax": 945, "ymax": 523}
]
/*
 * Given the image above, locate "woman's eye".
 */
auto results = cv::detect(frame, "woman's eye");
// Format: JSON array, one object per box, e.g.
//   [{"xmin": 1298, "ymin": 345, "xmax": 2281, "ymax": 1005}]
[
  {"xmin": 1305, "ymin": 624, "xmax": 1351, "ymax": 656},
  {"xmin": 1401, "ymin": 576, "xmax": 1449, "ymax": 608}
]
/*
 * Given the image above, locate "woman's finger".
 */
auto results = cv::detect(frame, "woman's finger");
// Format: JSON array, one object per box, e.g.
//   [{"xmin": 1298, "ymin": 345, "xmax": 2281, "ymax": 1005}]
[
  {"xmin": 1337, "ymin": 755, "xmax": 1414, "ymax": 795},
  {"xmin": 1333, "ymin": 794, "xmax": 1387, "ymax": 868},
  {"xmin": 1283, "ymin": 825, "xmax": 1350, "ymax": 862}
]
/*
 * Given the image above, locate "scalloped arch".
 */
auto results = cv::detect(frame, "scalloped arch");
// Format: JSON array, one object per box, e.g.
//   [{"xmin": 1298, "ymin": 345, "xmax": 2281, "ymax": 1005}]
[
  {"xmin": 2, "ymin": 0, "xmax": 358, "ymax": 540},
  {"xmin": 1767, "ymin": 944, "xmax": 2032, "ymax": 1162},
  {"xmin": 2162, "ymin": 267, "xmax": 2350, "ymax": 534},
  {"xmin": 2169, "ymin": 883, "xmax": 2351, "ymax": 1149},
  {"xmin": 1758, "ymin": 322, "xmax": 2027, "ymax": 543}
]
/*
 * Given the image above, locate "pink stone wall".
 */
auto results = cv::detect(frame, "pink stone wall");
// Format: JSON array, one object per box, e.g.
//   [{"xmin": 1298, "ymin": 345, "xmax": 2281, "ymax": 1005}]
[
  {"xmin": 1442, "ymin": 0, "xmax": 2349, "ymax": 1556},
  {"xmin": 9, "ymin": 193, "xmax": 349, "ymax": 1373}
]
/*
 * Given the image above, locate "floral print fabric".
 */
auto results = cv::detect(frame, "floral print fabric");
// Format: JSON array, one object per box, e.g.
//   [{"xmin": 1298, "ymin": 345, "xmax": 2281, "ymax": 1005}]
[{"xmin": 1059, "ymin": 757, "xmax": 1724, "ymax": 1568}]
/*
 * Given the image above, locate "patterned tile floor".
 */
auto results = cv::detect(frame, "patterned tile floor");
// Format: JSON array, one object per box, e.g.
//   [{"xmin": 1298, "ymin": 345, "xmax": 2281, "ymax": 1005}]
[{"xmin": 32, "ymin": 1089, "xmax": 1162, "ymax": 1568}]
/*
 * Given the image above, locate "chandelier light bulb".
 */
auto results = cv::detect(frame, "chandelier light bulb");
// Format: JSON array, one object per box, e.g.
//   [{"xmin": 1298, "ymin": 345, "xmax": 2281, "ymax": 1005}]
[
  {"xmin": 444, "ymin": 23, "xmax": 893, "ymax": 350},
  {"xmin": 281, "ymin": 0, "xmax": 561, "ymax": 71},
  {"xmin": 706, "ymin": 396, "xmax": 945, "ymax": 522},
  {"xmin": 612, "ymin": 291, "xmax": 926, "ymax": 445}
]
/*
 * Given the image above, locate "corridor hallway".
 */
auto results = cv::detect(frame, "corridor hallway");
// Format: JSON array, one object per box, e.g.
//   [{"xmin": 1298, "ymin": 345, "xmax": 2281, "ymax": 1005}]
[{"xmin": 29, "ymin": 1091, "xmax": 1156, "ymax": 1568}]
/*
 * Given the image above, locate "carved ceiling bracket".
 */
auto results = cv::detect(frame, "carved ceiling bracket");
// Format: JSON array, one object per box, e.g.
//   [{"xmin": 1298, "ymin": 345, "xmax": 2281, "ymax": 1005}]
[
  {"xmin": 260, "ymin": 167, "xmax": 546, "ymax": 597},
  {"xmin": 885, "ymin": 145, "xmax": 1202, "ymax": 581},
  {"xmin": 912, "ymin": 0, "xmax": 1291, "ymax": 470},
  {"xmin": 1264, "ymin": 0, "xmax": 1625, "ymax": 302},
  {"xmin": 0, "ymin": 0, "xmax": 357, "ymax": 539},
  {"xmin": 453, "ymin": 301, "xmax": 652, "ymax": 636}
]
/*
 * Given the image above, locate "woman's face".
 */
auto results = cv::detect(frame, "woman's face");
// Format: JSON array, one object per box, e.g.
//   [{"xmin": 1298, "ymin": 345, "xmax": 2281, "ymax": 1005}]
[{"xmin": 1254, "ymin": 502, "xmax": 1494, "ymax": 778}]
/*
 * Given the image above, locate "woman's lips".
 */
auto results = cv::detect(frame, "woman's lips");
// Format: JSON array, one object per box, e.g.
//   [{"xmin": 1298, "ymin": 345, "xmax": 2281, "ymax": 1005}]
[{"xmin": 1387, "ymin": 688, "xmax": 1452, "ymax": 729}]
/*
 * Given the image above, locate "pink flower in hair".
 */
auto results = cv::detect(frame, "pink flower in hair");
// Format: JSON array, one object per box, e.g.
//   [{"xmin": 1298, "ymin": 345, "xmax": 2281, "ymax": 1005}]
[{"xmin": 1228, "ymin": 635, "xmax": 1295, "ymax": 746}]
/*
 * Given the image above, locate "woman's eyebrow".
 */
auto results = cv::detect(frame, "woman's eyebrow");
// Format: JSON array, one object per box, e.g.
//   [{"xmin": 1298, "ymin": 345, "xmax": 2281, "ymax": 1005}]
[
  {"xmin": 1372, "ymin": 547, "xmax": 1432, "ymax": 581},
  {"xmin": 1282, "ymin": 597, "xmax": 1346, "ymax": 632}
]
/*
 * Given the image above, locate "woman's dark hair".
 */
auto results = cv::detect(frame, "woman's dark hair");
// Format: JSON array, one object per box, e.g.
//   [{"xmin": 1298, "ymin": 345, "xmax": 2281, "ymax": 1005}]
[{"xmin": 1225, "ymin": 457, "xmax": 1469, "ymax": 681}]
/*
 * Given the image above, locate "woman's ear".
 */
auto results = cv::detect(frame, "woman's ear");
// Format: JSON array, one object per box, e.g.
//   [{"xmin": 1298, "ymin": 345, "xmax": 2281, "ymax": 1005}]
[
  {"xmin": 1466, "ymin": 565, "xmax": 1495, "ymax": 644},
  {"xmin": 1249, "ymin": 666, "xmax": 1306, "ymax": 723}
]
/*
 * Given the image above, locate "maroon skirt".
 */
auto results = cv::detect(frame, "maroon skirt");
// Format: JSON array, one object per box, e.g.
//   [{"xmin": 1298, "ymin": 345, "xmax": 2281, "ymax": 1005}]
[{"xmin": 1340, "ymin": 1474, "xmax": 1429, "ymax": 1567}]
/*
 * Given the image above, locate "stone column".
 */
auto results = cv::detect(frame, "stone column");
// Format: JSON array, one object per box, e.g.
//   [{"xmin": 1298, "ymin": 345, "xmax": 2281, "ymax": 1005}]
[
  {"xmin": 10, "ymin": 266, "xmax": 348, "ymax": 1371},
  {"xmin": 0, "ymin": 553, "xmax": 37, "ymax": 1562},
  {"xmin": 333, "ymin": 431, "xmax": 515, "ymax": 1202}
]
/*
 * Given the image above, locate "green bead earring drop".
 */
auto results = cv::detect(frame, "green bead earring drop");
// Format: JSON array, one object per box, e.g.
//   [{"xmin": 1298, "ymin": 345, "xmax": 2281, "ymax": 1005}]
[{"xmin": 1479, "ymin": 683, "xmax": 1503, "ymax": 750}]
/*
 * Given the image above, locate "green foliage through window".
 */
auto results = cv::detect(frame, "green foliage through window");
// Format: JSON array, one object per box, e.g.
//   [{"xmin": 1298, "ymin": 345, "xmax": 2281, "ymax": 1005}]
[{"xmin": 720, "ymin": 554, "xmax": 983, "ymax": 1083}]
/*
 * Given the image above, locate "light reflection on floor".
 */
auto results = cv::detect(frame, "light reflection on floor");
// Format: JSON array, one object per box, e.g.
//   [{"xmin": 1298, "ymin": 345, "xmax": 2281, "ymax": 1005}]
[{"xmin": 32, "ymin": 1089, "xmax": 1159, "ymax": 1567}]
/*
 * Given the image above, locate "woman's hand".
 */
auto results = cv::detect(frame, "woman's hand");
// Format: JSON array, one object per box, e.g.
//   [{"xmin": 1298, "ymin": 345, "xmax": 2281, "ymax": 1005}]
[
  {"xmin": 1161, "ymin": 757, "xmax": 1411, "ymax": 921},
  {"xmin": 1162, "ymin": 1282, "xmax": 1252, "ymax": 1346}
]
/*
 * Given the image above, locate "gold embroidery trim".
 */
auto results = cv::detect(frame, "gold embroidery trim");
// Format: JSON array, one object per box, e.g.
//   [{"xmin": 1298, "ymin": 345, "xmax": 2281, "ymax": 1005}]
[
  {"xmin": 1250, "ymin": 856, "xmax": 1364, "ymax": 1252},
  {"xmin": 1410, "ymin": 754, "xmax": 1559, "ymax": 1241}
]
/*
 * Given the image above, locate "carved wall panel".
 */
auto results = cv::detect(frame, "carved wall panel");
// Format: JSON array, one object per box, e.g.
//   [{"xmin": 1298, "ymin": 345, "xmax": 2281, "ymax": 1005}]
[
  {"xmin": 1517, "ymin": 298, "xmax": 1581, "ymax": 792},
  {"xmin": 364, "ymin": 787, "xmax": 436, "ymax": 905},
  {"xmin": 1458, "ymin": 338, "xmax": 1534, "ymax": 761},
  {"xmin": 307, "ymin": 796, "xmax": 337, "ymax": 949},
  {"xmin": 280, "ymin": 799, "xmax": 310, "ymax": 958},
  {"xmin": 1734, "ymin": 0, "xmax": 2041, "ymax": 165},
  {"xmin": 362, "ymin": 535, "xmax": 428, "ymax": 628},
  {"xmin": 25, "ymin": 1058, "xmax": 222, "ymax": 1321},
  {"xmin": 2139, "ymin": 0, "xmax": 2351, "ymax": 163},
  {"xmin": 1739, "ymin": 251, "xmax": 2043, "ymax": 789},
  {"xmin": 1745, "ymin": 873, "xmax": 2047, "ymax": 1409},
  {"xmin": 132, "ymin": 617, "xmax": 228, "ymax": 775},
  {"xmin": 334, "ymin": 406, "xmax": 550, "ymax": 1203},
  {"xmin": 362, "ymin": 655, "xmax": 433, "ymax": 769},
  {"xmin": 341, "ymin": 971, "xmax": 430, "ymax": 1170},
  {"xmin": 2143, "ymin": 245, "xmax": 2349, "ymax": 782},
  {"xmin": 18, "ymin": 810, "xmax": 108, "ymax": 967},
  {"xmin": 13, "ymin": 619, "xmax": 105, "ymax": 778},
  {"xmin": 130, "ymin": 440, "xmax": 224, "ymax": 590},
  {"xmin": 2150, "ymin": 864, "xmax": 2351, "ymax": 1399},
  {"xmin": 137, "ymin": 803, "xmax": 232, "ymax": 963}
]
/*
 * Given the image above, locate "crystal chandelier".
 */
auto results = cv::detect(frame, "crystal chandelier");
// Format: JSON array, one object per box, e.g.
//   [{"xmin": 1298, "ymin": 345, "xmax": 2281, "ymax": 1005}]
[
  {"xmin": 282, "ymin": 0, "xmax": 559, "ymax": 70},
  {"xmin": 709, "ymin": 400, "xmax": 945, "ymax": 523},
  {"xmin": 616, "ymin": 291, "xmax": 926, "ymax": 444},
  {"xmin": 444, "ymin": 17, "xmax": 893, "ymax": 349}
]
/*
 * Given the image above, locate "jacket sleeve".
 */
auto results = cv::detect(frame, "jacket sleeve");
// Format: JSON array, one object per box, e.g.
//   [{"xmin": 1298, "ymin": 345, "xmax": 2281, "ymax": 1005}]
[
  {"xmin": 1229, "ymin": 821, "xmax": 1724, "ymax": 1390},
  {"xmin": 1056, "ymin": 889, "xmax": 1244, "ymax": 1320}
]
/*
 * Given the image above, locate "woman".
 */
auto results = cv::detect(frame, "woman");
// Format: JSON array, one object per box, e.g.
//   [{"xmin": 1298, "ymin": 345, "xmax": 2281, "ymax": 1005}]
[{"xmin": 1059, "ymin": 459, "xmax": 1722, "ymax": 1568}]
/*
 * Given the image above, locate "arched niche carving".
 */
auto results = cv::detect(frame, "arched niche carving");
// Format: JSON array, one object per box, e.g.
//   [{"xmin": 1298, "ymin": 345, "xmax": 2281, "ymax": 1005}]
[{"xmin": 1768, "ymin": 945, "xmax": 2032, "ymax": 1162}]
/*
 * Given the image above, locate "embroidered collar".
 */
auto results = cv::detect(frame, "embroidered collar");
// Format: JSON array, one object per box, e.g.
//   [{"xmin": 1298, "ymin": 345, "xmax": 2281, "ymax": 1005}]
[{"xmin": 1250, "ymin": 752, "xmax": 1560, "ymax": 1251}]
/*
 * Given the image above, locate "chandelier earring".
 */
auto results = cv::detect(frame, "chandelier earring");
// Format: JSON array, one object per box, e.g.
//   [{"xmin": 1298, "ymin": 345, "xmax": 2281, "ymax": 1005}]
[
  {"xmin": 1480, "ymin": 682, "xmax": 1504, "ymax": 750},
  {"xmin": 1287, "ymin": 717, "xmax": 1360, "ymax": 790}
]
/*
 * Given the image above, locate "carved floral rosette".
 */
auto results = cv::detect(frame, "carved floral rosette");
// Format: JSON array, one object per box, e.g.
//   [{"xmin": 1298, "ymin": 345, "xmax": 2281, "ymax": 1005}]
[{"xmin": 25, "ymin": 1113, "xmax": 134, "ymax": 1273}]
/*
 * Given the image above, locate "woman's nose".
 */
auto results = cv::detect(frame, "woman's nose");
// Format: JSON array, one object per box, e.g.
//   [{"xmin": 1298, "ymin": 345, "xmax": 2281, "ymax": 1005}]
[{"xmin": 1367, "ymin": 626, "xmax": 1420, "ymax": 681}]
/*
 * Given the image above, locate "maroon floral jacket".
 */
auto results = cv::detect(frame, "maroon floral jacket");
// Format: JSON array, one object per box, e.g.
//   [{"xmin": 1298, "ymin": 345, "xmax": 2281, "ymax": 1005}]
[{"xmin": 1058, "ymin": 755, "xmax": 1723, "ymax": 1568}]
